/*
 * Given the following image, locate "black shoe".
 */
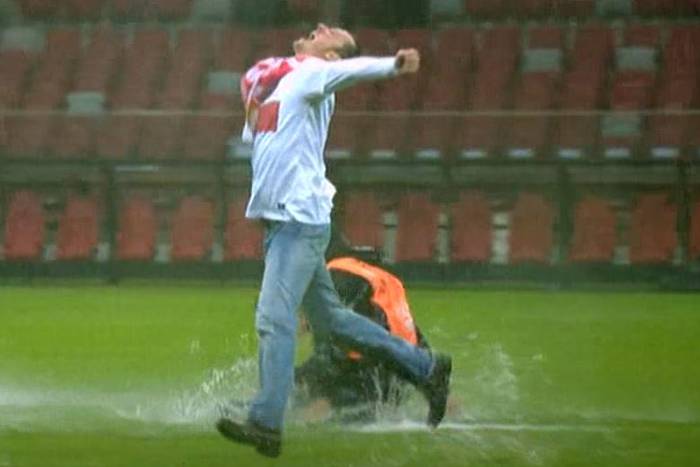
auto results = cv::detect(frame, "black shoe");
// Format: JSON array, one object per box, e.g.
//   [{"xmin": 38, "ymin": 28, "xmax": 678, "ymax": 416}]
[
  {"xmin": 215, "ymin": 417, "xmax": 282, "ymax": 458},
  {"xmin": 419, "ymin": 353, "xmax": 452, "ymax": 428}
]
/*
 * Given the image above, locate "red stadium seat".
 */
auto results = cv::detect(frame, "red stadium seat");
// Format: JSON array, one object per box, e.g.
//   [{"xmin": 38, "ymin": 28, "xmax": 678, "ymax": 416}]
[
  {"xmin": 23, "ymin": 28, "xmax": 82, "ymax": 110},
  {"xmin": 5, "ymin": 115, "xmax": 53, "ymax": 158},
  {"xmin": 609, "ymin": 25, "xmax": 661, "ymax": 111},
  {"xmin": 647, "ymin": 115, "xmax": 691, "ymax": 159},
  {"xmin": 513, "ymin": 0, "xmax": 553, "ymax": 18},
  {"xmin": 690, "ymin": 198, "xmax": 700, "ymax": 261},
  {"xmin": 182, "ymin": 115, "xmax": 236, "ymax": 161},
  {"xmin": 73, "ymin": 27, "xmax": 123, "ymax": 95},
  {"xmin": 3, "ymin": 190, "xmax": 45, "ymax": 261},
  {"xmin": 527, "ymin": 25, "xmax": 564, "ymax": 48},
  {"xmin": 454, "ymin": 116, "xmax": 500, "ymax": 159},
  {"xmin": 649, "ymin": 26, "xmax": 700, "ymax": 158},
  {"xmin": 450, "ymin": 191, "xmax": 492, "ymax": 263},
  {"xmin": 633, "ymin": 0, "xmax": 689, "ymax": 16},
  {"xmin": 365, "ymin": 116, "xmax": 410, "ymax": 160},
  {"xmin": 153, "ymin": 0, "xmax": 193, "ymax": 19},
  {"xmin": 137, "ymin": 116, "xmax": 184, "ymax": 160},
  {"xmin": 112, "ymin": 0, "xmax": 146, "ymax": 19},
  {"xmin": 470, "ymin": 27, "xmax": 520, "ymax": 110},
  {"xmin": 555, "ymin": 26, "xmax": 613, "ymax": 159},
  {"xmin": 602, "ymin": 25, "xmax": 661, "ymax": 158},
  {"xmin": 376, "ymin": 74, "xmax": 420, "ymax": 111},
  {"xmin": 354, "ymin": 29, "xmax": 391, "ymax": 55},
  {"xmin": 434, "ymin": 27, "xmax": 474, "ymax": 76},
  {"xmin": 567, "ymin": 24, "xmax": 614, "ymax": 77},
  {"xmin": 395, "ymin": 192, "xmax": 439, "ymax": 263},
  {"xmin": 464, "ymin": 27, "xmax": 519, "ymax": 157},
  {"xmin": 170, "ymin": 196, "xmax": 215, "ymax": 261},
  {"xmin": 224, "ymin": 197, "xmax": 263, "ymax": 261},
  {"xmin": 341, "ymin": 192, "xmax": 383, "ymax": 249},
  {"xmin": 561, "ymin": 71, "xmax": 607, "ymax": 111},
  {"xmin": 689, "ymin": 115, "xmax": 700, "ymax": 158},
  {"xmin": 158, "ymin": 29, "xmax": 211, "ymax": 109},
  {"xmin": 49, "ymin": 116, "xmax": 95, "ymax": 159},
  {"xmin": 505, "ymin": 72, "xmax": 560, "ymax": 159},
  {"xmin": 16, "ymin": 0, "xmax": 58, "ymax": 18},
  {"xmin": 117, "ymin": 196, "xmax": 157, "ymax": 261},
  {"xmin": 508, "ymin": 192, "xmax": 554, "ymax": 264},
  {"xmin": 464, "ymin": 0, "xmax": 509, "ymax": 18},
  {"xmin": 111, "ymin": 29, "xmax": 170, "ymax": 109},
  {"xmin": 64, "ymin": 0, "xmax": 106, "ymax": 20},
  {"xmin": 325, "ymin": 114, "xmax": 362, "ymax": 159},
  {"xmin": 200, "ymin": 92, "xmax": 239, "ymax": 110},
  {"xmin": 569, "ymin": 196, "xmax": 617, "ymax": 263},
  {"xmin": 214, "ymin": 29, "xmax": 253, "ymax": 72},
  {"xmin": 288, "ymin": 0, "xmax": 321, "ymax": 21},
  {"xmin": 624, "ymin": 24, "xmax": 661, "ymax": 48},
  {"xmin": 0, "ymin": 49, "xmax": 35, "ymax": 109},
  {"xmin": 422, "ymin": 64, "xmax": 468, "ymax": 111},
  {"xmin": 56, "ymin": 196, "xmax": 99, "ymax": 261},
  {"xmin": 553, "ymin": 0, "xmax": 596, "ymax": 17},
  {"xmin": 255, "ymin": 28, "xmax": 304, "ymax": 58},
  {"xmin": 410, "ymin": 115, "xmax": 456, "ymax": 160},
  {"xmin": 554, "ymin": 115, "xmax": 600, "ymax": 160},
  {"xmin": 336, "ymin": 83, "xmax": 375, "ymax": 111},
  {"xmin": 610, "ymin": 71, "xmax": 657, "ymax": 111},
  {"xmin": 95, "ymin": 115, "xmax": 140, "ymax": 160},
  {"xmin": 628, "ymin": 193, "xmax": 677, "ymax": 264}
]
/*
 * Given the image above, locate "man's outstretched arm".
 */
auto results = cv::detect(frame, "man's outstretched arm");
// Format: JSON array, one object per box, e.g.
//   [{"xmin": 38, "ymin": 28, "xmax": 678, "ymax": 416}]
[{"xmin": 305, "ymin": 48, "xmax": 421, "ymax": 98}]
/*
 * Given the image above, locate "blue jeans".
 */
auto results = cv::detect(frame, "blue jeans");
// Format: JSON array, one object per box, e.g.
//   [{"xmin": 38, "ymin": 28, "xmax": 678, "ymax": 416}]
[{"xmin": 248, "ymin": 221, "xmax": 434, "ymax": 430}]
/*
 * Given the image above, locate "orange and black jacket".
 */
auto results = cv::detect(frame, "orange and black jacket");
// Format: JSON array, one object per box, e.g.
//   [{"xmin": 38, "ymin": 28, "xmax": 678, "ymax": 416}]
[{"xmin": 328, "ymin": 256, "xmax": 428, "ymax": 355}]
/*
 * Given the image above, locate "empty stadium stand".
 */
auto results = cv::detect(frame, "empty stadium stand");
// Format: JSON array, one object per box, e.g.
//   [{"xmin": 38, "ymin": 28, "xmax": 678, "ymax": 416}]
[
  {"xmin": 450, "ymin": 191, "xmax": 492, "ymax": 263},
  {"xmin": 395, "ymin": 192, "xmax": 440, "ymax": 262},
  {"xmin": 55, "ymin": 195, "xmax": 100, "ymax": 260},
  {"xmin": 0, "ymin": 21, "xmax": 697, "ymax": 161},
  {"xmin": 690, "ymin": 197, "xmax": 700, "ymax": 261},
  {"xmin": 3, "ymin": 190, "xmax": 45, "ymax": 260},
  {"xmin": 508, "ymin": 192, "xmax": 554, "ymax": 264},
  {"xmin": 1, "ymin": 11, "xmax": 700, "ymax": 285},
  {"xmin": 340, "ymin": 192, "xmax": 384, "ymax": 249},
  {"xmin": 569, "ymin": 196, "xmax": 617, "ymax": 263},
  {"xmin": 628, "ymin": 192, "xmax": 678, "ymax": 264},
  {"xmin": 116, "ymin": 195, "xmax": 157, "ymax": 261},
  {"xmin": 169, "ymin": 195, "xmax": 215, "ymax": 261},
  {"xmin": 224, "ymin": 197, "xmax": 263, "ymax": 260}
]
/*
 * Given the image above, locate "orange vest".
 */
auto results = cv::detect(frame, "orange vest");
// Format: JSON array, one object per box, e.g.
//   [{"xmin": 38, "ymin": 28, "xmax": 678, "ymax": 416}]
[{"xmin": 327, "ymin": 257, "xmax": 418, "ymax": 349}]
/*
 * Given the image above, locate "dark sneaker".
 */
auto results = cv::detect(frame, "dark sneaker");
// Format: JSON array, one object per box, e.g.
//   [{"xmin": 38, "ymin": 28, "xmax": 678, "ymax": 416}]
[
  {"xmin": 419, "ymin": 353, "xmax": 452, "ymax": 428},
  {"xmin": 215, "ymin": 418, "xmax": 282, "ymax": 458}
]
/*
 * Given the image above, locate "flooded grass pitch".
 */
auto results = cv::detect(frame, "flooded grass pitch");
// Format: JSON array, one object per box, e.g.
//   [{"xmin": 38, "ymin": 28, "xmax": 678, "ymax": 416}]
[{"xmin": 1, "ymin": 286, "xmax": 699, "ymax": 466}]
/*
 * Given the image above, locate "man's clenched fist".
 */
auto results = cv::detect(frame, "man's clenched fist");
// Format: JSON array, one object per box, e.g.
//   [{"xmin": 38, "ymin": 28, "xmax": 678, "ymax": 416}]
[{"xmin": 395, "ymin": 48, "xmax": 420, "ymax": 75}]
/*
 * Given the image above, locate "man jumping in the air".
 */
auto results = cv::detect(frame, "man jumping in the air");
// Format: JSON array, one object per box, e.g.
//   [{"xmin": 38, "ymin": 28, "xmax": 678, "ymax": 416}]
[{"xmin": 215, "ymin": 24, "xmax": 452, "ymax": 458}]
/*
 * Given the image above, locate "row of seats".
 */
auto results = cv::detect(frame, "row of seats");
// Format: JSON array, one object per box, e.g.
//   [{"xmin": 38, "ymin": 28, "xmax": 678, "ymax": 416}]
[
  {"xmin": 3, "ymin": 191, "xmax": 263, "ymax": 261},
  {"xmin": 448, "ymin": 0, "xmax": 700, "ymax": 18},
  {"xmin": 2, "ymin": 24, "xmax": 699, "ymax": 112},
  {"xmin": 0, "ymin": 115, "xmax": 241, "ymax": 160},
  {"xmin": 1, "ymin": 22, "xmax": 698, "ymax": 160},
  {"xmin": 342, "ymin": 190, "xmax": 687, "ymax": 264},
  {"xmin": 1, "ymin": 112, "xmax": 697, "ymax": 161},
  {"xmin": 3, "ymin": 189, "xmax": 694, "ymax": 264},
  {"xmin": 11, "ymin": 0, "xmax": 700, "ymax": 21},
  {"xmin": 14, "ymin": 0, "xmax": 195, "ymax": 20}
]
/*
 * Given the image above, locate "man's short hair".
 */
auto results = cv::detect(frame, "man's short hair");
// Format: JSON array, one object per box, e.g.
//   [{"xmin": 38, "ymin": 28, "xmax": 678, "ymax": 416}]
[{"xmin": 336, "ymin": 40, "xmax": 360, "ymax": 59}]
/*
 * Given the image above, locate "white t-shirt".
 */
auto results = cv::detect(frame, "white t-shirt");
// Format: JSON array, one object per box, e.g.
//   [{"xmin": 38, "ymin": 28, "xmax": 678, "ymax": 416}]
[{"xmin": 245, "ymin": 56, "xmax": 397, "ymax": 225}]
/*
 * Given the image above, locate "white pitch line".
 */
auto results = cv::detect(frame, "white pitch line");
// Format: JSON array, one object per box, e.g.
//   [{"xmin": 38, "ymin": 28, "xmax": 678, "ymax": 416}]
[{"xmin": 349, "ymin": 420, "xmax": 616, "ymax": 434}]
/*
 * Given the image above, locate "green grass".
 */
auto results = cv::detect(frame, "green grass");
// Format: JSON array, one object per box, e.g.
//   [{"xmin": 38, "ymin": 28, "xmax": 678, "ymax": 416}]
[{"xmin": 1, "ymin": 286, "xmax": 699, "ymax": 466}]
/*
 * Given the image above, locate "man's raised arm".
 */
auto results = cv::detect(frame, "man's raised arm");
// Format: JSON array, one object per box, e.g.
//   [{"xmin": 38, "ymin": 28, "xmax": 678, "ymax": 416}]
[{"xmin": 305, "ymin": 48, "xmax": 421, "ymax": 98}]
